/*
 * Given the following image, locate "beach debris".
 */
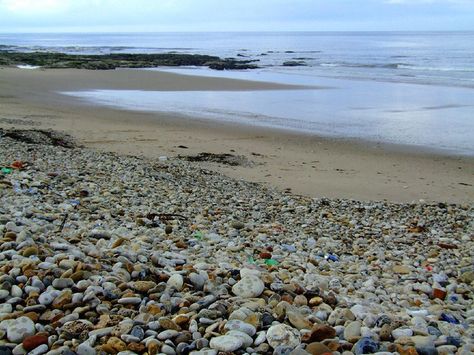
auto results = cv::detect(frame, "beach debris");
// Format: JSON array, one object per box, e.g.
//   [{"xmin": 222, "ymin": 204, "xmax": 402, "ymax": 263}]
[
  {"xmin": 0, "ymin": 128, "xmax": 76, "ymax": 148},
  {"xmin": 179, "ymin": 152, "xmax": 253, "ymax": 166}
]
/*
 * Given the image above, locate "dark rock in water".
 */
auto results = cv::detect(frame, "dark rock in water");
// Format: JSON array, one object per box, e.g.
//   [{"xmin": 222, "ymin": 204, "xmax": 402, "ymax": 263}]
[
  {"xmin": 353, "ymin": 337, "xmax": 380, "ymax": 354},
  {"xmin": 283, "ymin": 60, "xmax": 307, "ymax": 67},
  {"xmin": 0, "ymin": 51, "xmax": 259, "ymax": 71}
]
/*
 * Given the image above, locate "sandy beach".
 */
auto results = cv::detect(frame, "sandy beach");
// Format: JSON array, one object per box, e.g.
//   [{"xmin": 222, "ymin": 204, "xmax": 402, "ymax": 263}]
[{"xmin": 0, "ymin": 67, "xmax": 473, "ymax": 203}]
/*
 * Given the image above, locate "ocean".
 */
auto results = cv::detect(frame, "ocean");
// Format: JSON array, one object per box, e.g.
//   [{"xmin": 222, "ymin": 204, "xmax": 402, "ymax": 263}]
[{"xmin": 2, "ymin": 31, "xmax": 474, "ymax": 154}]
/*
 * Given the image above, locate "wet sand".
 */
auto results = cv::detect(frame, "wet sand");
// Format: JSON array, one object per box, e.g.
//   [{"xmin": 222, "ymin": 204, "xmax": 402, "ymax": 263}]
[{"xmin": 0, "ymin": 67, "xmax": 473, "ymax": 203}]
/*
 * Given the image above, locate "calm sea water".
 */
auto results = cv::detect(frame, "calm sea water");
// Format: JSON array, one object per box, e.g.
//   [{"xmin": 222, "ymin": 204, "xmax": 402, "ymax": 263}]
[
  {"xmin": 2, "ymin": 31, "xmax": 474, "ymax": 87},
  {"xmin": 2, "ymin": 32, "xmax": 474, "ymax": 154}
]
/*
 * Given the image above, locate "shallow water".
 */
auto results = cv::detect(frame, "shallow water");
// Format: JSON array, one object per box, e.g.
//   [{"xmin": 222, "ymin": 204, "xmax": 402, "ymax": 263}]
[{"xmin": 62, "ymin": 70, "xmax": 474, "ymax": 156}]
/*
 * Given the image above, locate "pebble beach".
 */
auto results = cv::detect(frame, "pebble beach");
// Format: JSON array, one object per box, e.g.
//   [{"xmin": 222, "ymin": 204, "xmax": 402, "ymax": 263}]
[{"xmin": 0, "ymin": 131, "xmax": 473, "ymax": 355}]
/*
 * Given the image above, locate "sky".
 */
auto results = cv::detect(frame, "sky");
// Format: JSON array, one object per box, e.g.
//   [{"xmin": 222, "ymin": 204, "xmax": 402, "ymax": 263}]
[{"xmin": 0, "ymin": 0, "xmax": 473, "ymax": 32}]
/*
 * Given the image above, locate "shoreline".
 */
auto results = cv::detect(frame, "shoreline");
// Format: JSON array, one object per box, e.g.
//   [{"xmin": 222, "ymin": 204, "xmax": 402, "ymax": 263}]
[{"xmin": 1, "ymin": 67, "xmax": 473, "ymax": 203}]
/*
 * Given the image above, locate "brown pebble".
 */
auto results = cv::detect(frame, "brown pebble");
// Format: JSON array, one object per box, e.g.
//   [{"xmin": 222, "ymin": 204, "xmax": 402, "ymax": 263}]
[
  {"xmin": 302, "ymin": 324, "xmax": 336, "ymax": 343},
  {"xmin": 128, "ymin": 342, "xmax": 146, "ymax": 353},
  {"xmin": 306, "ymin": 342, "xmax": 332, "ymax": 355},
  {"xmin": 22, "ymin": 334, "xmax": 49, "ymax": 351},
  {"xmin": 433, "ymin": 288, "xmax": 447, "ymax": 300}
]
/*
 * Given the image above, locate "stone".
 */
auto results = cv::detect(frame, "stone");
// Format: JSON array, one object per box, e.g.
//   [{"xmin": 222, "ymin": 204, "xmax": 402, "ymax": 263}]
[
  {"xmin": 130, "ymin": 281, "xmax": 156, "ymax": 293},
  {"xmin": 344, "ymin": 321, "xmax": 362, "ymax": 342},
  {"xmin": 459, "ymin": 271, "xmax": 474, "ymax": 284},
  {"xmin": 224, "ymin": 320, "xmax": 256, "ymax": 336},
  {"xmin": 287, "ymin": 310, "xmax": 313, "ymax": 330},
  {"xmin": 392, "ymin": 328, "xmax": 413, "ymax": 339},
  {"xmin": 28, "ymin": 344, "xmax": 48, "ymax": 355},
  {"xmin": 0, "ymin": 345, "xmax": 13, "ymax": 355},
  {"xmin": 379, "ymin": 324, "xmax": 393, "ymax": 341},
  {"xmin": 21, "ymin": 246, "xmax": 39, "ymax": 257},
  {"xmin": 266, "ymin": 324, "xmax": 301, "ymax": 349},
  {"xmin": 393, "ymin": 265, "xmax": 411, "ymax": 274},
  {"xmin": 76, "ymin": 342, "xmax": 96, "ymax": 355},
  {"xmin": 2, "ymin": 317, "xmax": 36, "ymax": 343},
  {"xmin": 305, "ymin": 342, "xmax": 332, "ymax": 355},
  {"xmin": 52, "ymin": 278, "xmax": 74, "ymax": 289},
  {"xmin": 189, "ymin": 273, "xmax": 206, "ymax": 290},
  {"xmin": 352, "ymin": 337, "xmax": 380, "ymax": 355},
  {"xmin": 209, "ymin": 335, "xmax": 243, "ymax": 352},
  {"xmin": 167, "ymin": 274, "xmax": 184, "ymax": 291},
  {"xmin": 22, "ymin": 335, "xmax": 48, "ymax": 351},
  {"xmin": 303, "ymin": 324, "xmax": 336, "ymax": 343},
  {"xmin": 106, "ymin": 337, "xmax": 127, "ymax": 352},
  {"xmin": 226, "ymin": 330, "xmax": 253, "ymax": 347},
  {"xmin": 232, "ymin": 276, "xmax": 264, "ymax": 298}
]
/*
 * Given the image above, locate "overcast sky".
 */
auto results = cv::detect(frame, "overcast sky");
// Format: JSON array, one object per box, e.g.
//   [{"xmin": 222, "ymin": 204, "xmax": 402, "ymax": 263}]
[{"xmin": 0, "ymin": 0, "xmax": 473, "ymax": 32}]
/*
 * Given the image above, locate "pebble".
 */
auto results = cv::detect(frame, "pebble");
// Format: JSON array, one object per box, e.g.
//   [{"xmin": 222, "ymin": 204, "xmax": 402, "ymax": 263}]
[
  {"xmin": 0, "ymin": 133, "xmax": 472, "ymax": 355},
  {"xmin": 224, "ymin": 320, "xmax": 256, "ymax": 336},
  {"xmin": 167, "ymin": 274, "xmax": 184, "ymax": 291},
  {"xmin": 353, "ymin": 337, "xmax": 380, "ymax": 355},
  {"xmin": 1, "ymin": 317, "xmax": 36, "ymax": 343},
  {"xmin": 232, "ymin": 275, "xmax": 265, "ymax": 298},
  {"xmin": 209, "ymin": 335, "xmax": 243, "ymax": 352},
  {"xmin": 266, "ymin": 324, "xmax": 301, "ymax": 349}
]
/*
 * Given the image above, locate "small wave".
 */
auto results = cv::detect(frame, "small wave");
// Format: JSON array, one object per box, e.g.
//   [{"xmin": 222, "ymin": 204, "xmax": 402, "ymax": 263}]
[
  {"xmin": 17, "ymin": 65, "xmax": 40, "ymax": 70},
  {"xmin": 397, "ymin": 64, "xmax": 474, "ymax": 72},
  {"xmin": 318, "ymin": 62, "xmax": 410, "ymax": 69}
]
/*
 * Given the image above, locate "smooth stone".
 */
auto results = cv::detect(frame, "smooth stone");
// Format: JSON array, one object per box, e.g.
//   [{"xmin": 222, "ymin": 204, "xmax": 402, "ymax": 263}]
[
  {"xmin": 392, "ymin": 328, "xmax": 414, "ymax": 339},
  {"xmin": 161, "ymin": 344, "xmax": 176, "ymax": 355},
  {"xmin": 266, "ymin": 324, "xmax": 301, "ymax": 349},
  {"xmin": 304, "ymin": 324, "xmax": 336, "ymax": 342},
  {"xmin": 226, "ymin": 330, "xmax": 253, "ymax": 347},
  {"xmin": 287, "ymin": 311, "xmax": 313, "ymax": 330},
  {"xmin": 52, "ymin": 278, "xmax": 74, "ymax": 289},
  {"xmin": 209, "ymin": 335, "xmax": 243, "ymax": 352},
  {"xmin": 3, "ymin": 317, "xmax": 36, "ymax": 343},
  {"xmin": 353, "ymin": 337, "xmax": 380, "ymax": 355},
  {"xmin": 189, "ymin": 273, "xmax": 205, "ymax": 290},
  {"xmin": 0, "ymin": 304, "xmax": 13, "ymax": 313},
  {"xmin": 305, "ymin": 342, "xmax": 332, "ymax": 355},
  {"xmin": 255, "ymin": 331, "xmax": 267, "ymax": 346},
  {"xmin": 190, "ymin": 351, "xmax": 217, "ymax": 355},
  {"xmin": 12, "ymin": 344, "xmax": 26, "ymax": 355},
  {"xmin": 167, "ymin": 274, "xmax": 184, "ymax": 291},
  {"xmin": 117, "ymin": 297, "xmax": 142, "ymax": 305},
  {"xmin": 0, "ymin": 345, "xmax": 13, "ymax": 355},
  {"xmin": 224, "ymin": 320, "xmax": 256, "ymax": 336},
  {"xmin": 232, "ymin": 276, "xmax": 264, "ymax": 298},
  {"xmin": 28, "ymin": 344, "xmax": 48, "ymax": 355},
  {"xmin": 344, "ymin": 321, "xmax": 362, "ymax": 342},
  {"xmin": 157, "ymin": 330, "xmax": 178, "ymax": 340},
  {"xmin": 0, "ymin": 290, "xmax": 9, "ymax": 300},
  {"xmin": 76, "ymin": 342, "xmax": 96, "ymax": 355},
  {"xmin": 22, "ymin": 334, "xmax": 49, "ymax": 351},
  {"xmin": 273, "ymin": 345, "xmax": 294, "ymax": 355},
  {"xmin": 10, "ymin": 285, "xmax": 22, "ymax": 298}
]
